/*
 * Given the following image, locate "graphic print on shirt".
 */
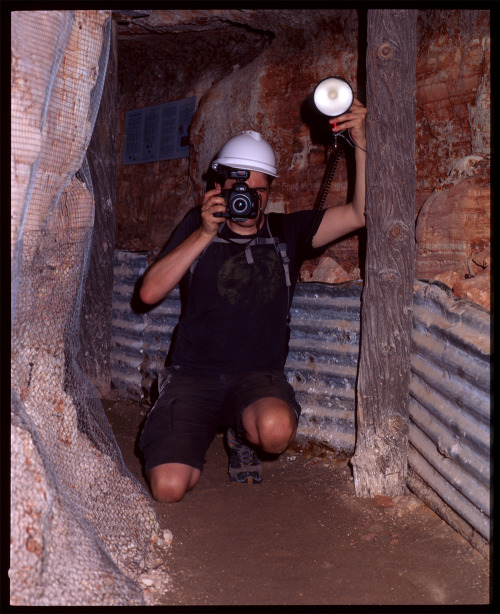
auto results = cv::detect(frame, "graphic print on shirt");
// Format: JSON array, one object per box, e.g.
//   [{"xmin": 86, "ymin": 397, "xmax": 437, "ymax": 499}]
[{"xmin": 217, "ymin": 245, "xmax": 284, "ymax": 307}]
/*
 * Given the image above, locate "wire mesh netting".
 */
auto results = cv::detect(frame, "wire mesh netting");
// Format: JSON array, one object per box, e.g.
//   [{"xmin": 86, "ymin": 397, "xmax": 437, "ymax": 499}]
[{"xmin": 11, "ymin": 10, "xmax": 171, "ymax": 605}]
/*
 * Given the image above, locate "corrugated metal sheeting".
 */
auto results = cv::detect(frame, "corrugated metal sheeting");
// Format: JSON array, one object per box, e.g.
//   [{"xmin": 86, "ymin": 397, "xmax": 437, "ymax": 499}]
[
  {"xmin": 111, "ymin": 251, "xmax": 361, "ymax": 449},
  {"xmin": 112, "ymin": 250, "xmax": 180, "ymax": 400},
  {"xmin": 407, "ymin": 280, "xmax": 491, "ymax": 557},
  {"xmin": 285, "ymin": 281, "xmax": 361, "ymax": 455},
  {"xmin": 111, "ymin": 251, "xmax": 491, "ymax": 555}
]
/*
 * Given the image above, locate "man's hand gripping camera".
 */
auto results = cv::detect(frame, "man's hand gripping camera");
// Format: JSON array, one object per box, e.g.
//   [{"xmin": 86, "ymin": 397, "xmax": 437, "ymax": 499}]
[{"xmin": 214, "ymin": 169, "xmax": 260, "ymax": 221}]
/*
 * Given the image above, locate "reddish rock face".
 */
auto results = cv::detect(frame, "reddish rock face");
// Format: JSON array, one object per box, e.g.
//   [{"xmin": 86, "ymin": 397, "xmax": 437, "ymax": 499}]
[
  {"xmin": 116, "ymin": 9, "xmax": 490, "ymax": 310},
  {"xmin": 415, "ymin": 156, "xmax": 490, "ymax": 311},
  {"xmin": 415, "ymin": 164, "xmax": 490, "ymax": 277},
  {"xmin": 415, "ymin": 10, "xmax": 490, "ymax": 211},
  {"xmin": 453, "ymin": 268, "xmax": 491, "ymax": 312}
]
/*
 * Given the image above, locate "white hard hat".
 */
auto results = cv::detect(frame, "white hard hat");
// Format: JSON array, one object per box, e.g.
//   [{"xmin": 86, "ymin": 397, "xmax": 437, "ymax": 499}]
[{"xmin": 212, "ymin": 130, "xmax": 278, "ymax": 177}]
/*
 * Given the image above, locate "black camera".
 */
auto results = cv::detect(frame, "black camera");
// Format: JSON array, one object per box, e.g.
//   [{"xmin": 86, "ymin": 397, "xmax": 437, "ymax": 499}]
[{"xmin": 215, "ymin": 169, "xmax": 260, "ymax": 220}]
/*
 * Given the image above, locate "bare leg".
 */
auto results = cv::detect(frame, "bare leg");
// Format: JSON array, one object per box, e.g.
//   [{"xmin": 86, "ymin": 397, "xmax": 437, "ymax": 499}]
[
  {"xmin": 240, "ymin": 397, "xmax": 297, "ymax": 455},
  {"xmin": 148, "ymin": 462, "xmax": 201, "ymax": 503}
]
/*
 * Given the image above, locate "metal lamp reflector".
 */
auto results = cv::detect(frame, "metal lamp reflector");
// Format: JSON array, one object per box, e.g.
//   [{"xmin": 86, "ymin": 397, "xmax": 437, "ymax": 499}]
[{"xmin": 313, "ymin": 77, "xmax": 354, "ymax": 117}]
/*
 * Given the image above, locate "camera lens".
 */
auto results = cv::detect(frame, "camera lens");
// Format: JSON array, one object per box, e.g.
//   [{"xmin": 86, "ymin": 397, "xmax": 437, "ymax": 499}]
[{"xmin": 229, "ymin": 194, "xmax": 250, "ymax": 216}]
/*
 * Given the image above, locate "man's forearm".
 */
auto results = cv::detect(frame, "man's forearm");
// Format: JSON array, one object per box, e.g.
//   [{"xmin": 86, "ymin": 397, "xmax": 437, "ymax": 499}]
[
  {"xmin": 312, "ymin": 145, "xmax": 366, "ymax": 249},
  {"xmin": 139, "ymin": 226, "xmax": 214, "ymax": 305}
]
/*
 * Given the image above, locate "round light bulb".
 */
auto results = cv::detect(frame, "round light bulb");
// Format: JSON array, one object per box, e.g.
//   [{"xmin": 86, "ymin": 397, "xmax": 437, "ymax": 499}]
[{"xmin": 313, "ymin": 77, "xmax": 354, "ymax": 117}]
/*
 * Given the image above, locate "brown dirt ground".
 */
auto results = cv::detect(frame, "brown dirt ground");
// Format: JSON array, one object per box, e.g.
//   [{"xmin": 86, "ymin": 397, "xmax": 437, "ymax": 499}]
[{"xmin": 103, "ymin": 398, "xmax": 491, "ymax": 608}]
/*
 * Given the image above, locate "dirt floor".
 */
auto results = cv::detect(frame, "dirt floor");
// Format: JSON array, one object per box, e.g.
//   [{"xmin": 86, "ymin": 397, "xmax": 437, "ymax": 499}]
[{"xmin": 103, "ymin": 398, "xmax": 491, "ymax": 608}]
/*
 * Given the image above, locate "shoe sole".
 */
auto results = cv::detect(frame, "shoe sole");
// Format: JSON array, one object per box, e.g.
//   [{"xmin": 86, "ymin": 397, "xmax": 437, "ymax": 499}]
[{"xmin": 229, "ymin": 472, "xmax": 263, "ymax": 485}]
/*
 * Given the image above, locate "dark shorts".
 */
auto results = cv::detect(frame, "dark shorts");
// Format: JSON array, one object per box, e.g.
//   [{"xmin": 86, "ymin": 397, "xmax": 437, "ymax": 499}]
[{"xmin": 139, "ymin": 367, "xmax": 301, "ymax": 473}]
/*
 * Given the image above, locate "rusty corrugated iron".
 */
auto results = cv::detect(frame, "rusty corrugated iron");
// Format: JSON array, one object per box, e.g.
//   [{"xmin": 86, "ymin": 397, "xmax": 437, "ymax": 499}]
[
  {"xmin": 286, "ymin": 281, "xmax": 361, "ymax": 455},
  {"xmin": 111, "ymin": 251, "xmax": 362, "ymax": 436},
  {"xmin": 111, "ymin": 250, "xmax": 180, "ymax": 401},
  {"xmin": 407, "ymin": 280, "xmax": 491, "ymax": 557}
]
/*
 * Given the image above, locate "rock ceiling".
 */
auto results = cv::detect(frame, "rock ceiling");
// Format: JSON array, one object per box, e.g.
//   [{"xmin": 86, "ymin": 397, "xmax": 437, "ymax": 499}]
[
  {"xmin": 114, "ymin": 9, "xmax": 355, "ymax": 70},
  {"xmin": 114, "ymin": 8, "xmax": 350, "ymax": 37}
]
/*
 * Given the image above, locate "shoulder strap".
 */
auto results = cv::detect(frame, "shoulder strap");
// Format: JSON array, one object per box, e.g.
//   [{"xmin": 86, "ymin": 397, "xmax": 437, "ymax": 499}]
[
  {"xmin": 262, "ymin": 215, "xmax": 291, "ymax": 290},
  {"xmin": 249, "ymin": 216, "xmax": 292, "ymax": 319},
  {"xmin": 188, "ymin": 215, "xmax": 291, "ymax": 306}
]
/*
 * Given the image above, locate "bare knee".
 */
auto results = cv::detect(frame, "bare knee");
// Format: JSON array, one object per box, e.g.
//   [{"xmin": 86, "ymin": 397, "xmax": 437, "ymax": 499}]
[
  {"xmin": 148, "ymin": 463, "xmax": 200, "ymax": 503},
  {"xmin": 152, "ymin": 477, "xmax": 186, "ymax": 503},
  {"xmin": 261, "ymin": 415, "xmax": 296, "ymax": 454},
  {"xmin": 244, "ymin": 399, "xmax": 297, "ymax": 454}
]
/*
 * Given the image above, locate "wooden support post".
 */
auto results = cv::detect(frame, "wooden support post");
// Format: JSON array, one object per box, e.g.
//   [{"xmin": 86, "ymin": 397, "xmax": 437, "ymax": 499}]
[{"xmin": 351, "ymin": 9, "xmax": 417, "ymax": 497}]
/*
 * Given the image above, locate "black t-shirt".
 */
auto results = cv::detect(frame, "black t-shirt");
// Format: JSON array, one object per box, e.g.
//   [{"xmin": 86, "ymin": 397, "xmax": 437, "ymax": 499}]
[{"xmin": 158, "ymin": 207, "xmax": 326, "ymax": 376}]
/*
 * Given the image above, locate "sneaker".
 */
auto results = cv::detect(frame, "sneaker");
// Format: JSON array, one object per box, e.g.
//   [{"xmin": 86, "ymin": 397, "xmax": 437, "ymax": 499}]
[{"xmin": 226, "ymin": 427, "xmax": 263, "ymax": 484}]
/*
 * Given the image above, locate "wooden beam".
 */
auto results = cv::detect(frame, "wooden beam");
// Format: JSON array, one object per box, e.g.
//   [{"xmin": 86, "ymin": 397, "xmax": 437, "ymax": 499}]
[{"xmin": 351, "ymin": 9, "xmax": 417, "ymax": 497}]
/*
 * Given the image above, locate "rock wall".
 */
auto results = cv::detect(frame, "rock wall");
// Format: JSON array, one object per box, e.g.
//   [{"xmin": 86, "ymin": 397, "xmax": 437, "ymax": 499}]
[
  {"xmin": 115, "ymin": 10, "xmax": 273, "ymax": 252},
  {"xmin": 414, "ymin": 10, "xmax": 490, "ymax": 311},
  {"xmin": 188, "ymin": 11, "xmax": 361, "ymax": 281},
  {"xmin": 115, "ymin": 9, "xmax": 490, "ymax": 310},
  {"xmin": 78, "ymin": 20, "xmax": 118, "ymax": 396}
]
